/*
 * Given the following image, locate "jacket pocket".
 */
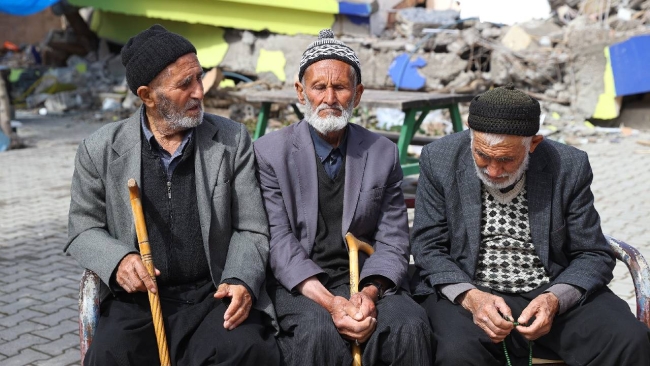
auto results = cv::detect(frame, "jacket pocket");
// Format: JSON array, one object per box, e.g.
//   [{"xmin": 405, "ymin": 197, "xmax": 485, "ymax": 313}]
[
  {"xmin": 358, "ymin": 186, "xmax": 385, "ymax": 202},
  {"xmin": 212, "ymin": 180, "xmax": 231, "ymax": 200},
  {"xmin": 354, "ymin": 186, "xmax": 385, "ymax": 226}
]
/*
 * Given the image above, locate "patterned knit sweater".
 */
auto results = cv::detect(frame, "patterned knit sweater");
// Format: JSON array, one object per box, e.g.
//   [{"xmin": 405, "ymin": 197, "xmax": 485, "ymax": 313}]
[{"xmin": 474, "ymin": 177, "xmax": 550, "ymax": 293}]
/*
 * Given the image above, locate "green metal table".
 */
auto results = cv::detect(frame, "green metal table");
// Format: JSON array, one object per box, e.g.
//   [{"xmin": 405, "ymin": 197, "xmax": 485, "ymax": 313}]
[{"xmin": 245, "ymin": 89, "xmax": 474, "ymax": 176}]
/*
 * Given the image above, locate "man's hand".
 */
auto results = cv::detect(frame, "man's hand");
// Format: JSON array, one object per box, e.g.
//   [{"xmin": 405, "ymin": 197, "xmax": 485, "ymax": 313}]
[
  {"xmin": 459, "ymin": 289, "xmax": 514, "ymax": 343},
  {"xmin": 350, "ymin": 289, "xmax": 378, "ymax": 320},
  {"xmin": 516, "ymin": 292, "xmax": 559, "ymax": 340},
  {"xmin": 116, "ymin": 253, "xmax": 160, "ymax": 293},
  {"xmin": 214, "ymin": 283, "xmax": 252, "ymax": 330},
  {"xmin": 327, "ymin": 296, "xmax": 377, "ymax": 343}
]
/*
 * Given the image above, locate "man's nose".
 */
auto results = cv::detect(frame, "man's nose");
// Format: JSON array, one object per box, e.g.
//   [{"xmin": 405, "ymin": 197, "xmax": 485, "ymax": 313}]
[
  {"xmin": 486, "ymin": 162, "xmax": 503, "ymax": 178},
  {"xmin": 191, "ymin": 80, "xmax": 204, "ymax": 100},
  {"xmin": 323, "ymin": 87, "xmax": 337, "ymax": 105}
]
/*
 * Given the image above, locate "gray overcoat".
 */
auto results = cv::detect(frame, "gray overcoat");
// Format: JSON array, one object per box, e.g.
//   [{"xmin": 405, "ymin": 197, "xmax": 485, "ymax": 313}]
[
  {"xmin": 65, "ymin": 108, "xmax": 275, "ymax": 326},
  {"xmin": 411, "ymin": 130, "xmax": 615, "ymax": 301},
  {"xmin": 253, "ymin": 120, "xmax": 410, "ymax": 292}
]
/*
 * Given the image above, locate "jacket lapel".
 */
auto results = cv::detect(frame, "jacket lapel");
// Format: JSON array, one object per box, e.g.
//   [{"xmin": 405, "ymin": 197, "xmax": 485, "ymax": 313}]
[
  {"xmin": 342, "ymin": 125, "xmax": 368, "ymax": 237},
  {"xmin": 194, "ymin": 119, "xmax": 224, "ymax": 255},
  {"xmin": 457, "ymin": 146, "xmax": 482, "ymax": 275},
  {"xmin": 526, "ymin": 146, "xmax": 552, "ymax": 267},
  {"xmin": 292, "ymin": 121, "xmax": 319, "ymax": 252},
  {"xmin": 108, "ymin": 109, "xmax": 142, "ymax": 246}
]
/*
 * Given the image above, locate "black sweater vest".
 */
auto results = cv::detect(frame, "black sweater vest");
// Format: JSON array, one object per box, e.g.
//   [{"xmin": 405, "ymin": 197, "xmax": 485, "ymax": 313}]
[
  {"xmin": 140, "ymin": 134, "xmax": 210, "ymax": 286},
  {"xmin": 310, "ymin": 154, "xmax": 349, "ymax": 288}
]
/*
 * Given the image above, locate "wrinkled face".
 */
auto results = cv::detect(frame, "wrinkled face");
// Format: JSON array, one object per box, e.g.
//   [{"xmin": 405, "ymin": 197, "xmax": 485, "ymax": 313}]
[
  {"xmin": 471, "ymin": 131, "xmax": 531, "ymax": 189},
  {"xmin": 297, "ymin": 59, "xmax": 363, "ymax": 134},
  {"xmin": 152, "ymin": 53, "xmax": 204, "ymax": 130}
]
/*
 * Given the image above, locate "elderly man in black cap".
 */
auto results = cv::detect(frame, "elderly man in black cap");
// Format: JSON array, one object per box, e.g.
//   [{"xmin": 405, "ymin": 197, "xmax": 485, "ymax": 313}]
[
  {"xmin": 411, "ymin": 85, "xmax": 650, "ymax": 365},
  {"xmin": 65, "ymin": 25, "xmax": 280, "ymax": 365},
  {"xmin": 254, "ymin": 29, "xmax": 434, "ymax": 366}
]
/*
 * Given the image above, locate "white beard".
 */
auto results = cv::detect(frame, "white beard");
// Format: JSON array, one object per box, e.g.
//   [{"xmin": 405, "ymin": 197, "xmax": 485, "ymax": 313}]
[
  {"xmin": 156, "ymin": 92, "xmax": 204, "ymax": 130},
  {"xmin": 474, "ymin": 153, "xmax": 529, "ymax": 189},
  {"xmin": 303, "ymin": 94, "xmax": 354, "ymax": 134}
]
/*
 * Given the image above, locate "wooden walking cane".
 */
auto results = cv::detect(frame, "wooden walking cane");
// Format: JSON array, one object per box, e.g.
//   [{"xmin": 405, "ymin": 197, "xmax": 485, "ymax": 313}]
[
  {"xmin": 128, "ymin": 179, "xmax": 171, "ymax": 366},
  {"xmin": 345, "ymin": 233, "xmax": 375, "ymax": 366}
]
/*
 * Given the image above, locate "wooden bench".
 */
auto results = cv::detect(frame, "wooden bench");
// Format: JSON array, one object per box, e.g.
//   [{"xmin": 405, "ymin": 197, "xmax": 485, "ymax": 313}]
[{"xmin": 244, "ymin": 88, "xmax": 474, "ymax": 176}]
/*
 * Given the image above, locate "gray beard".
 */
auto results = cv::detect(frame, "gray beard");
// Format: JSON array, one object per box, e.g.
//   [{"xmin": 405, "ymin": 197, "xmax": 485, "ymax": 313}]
[
  {"xmin": 303, "ymin": 94, "xmax": 354, "ymax": 134},
  {"xmin": 474, "ymin": 153, "xmax": 530, "ymax": 189},
  {"xmin": 156, "ymin": 92, "xmax": 204, "ymax": 130}
]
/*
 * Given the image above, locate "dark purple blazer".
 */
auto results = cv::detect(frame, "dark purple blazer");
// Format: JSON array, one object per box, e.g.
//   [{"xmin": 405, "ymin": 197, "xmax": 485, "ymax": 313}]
[{"xmin": 254, "ymin": 120, "xmax": 410, "ymax": 292}]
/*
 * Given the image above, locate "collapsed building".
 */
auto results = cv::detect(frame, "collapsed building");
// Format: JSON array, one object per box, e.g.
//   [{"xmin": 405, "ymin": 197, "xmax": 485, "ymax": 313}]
[{"xmin": 2, "ymin": 0, "xmax": 650, "ymax": 150}]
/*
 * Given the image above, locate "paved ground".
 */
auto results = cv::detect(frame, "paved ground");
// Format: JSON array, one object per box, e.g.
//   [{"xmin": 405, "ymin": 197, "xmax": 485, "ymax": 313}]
[{"xmin": 0, "ymin": 112, "xmax": 648, "ymax": 365}]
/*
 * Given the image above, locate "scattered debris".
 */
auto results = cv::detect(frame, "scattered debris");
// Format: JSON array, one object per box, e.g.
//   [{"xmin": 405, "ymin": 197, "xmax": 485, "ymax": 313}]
[{"xmin": 2, "ymin": 0, "xmax": 650, "ymax": 153}]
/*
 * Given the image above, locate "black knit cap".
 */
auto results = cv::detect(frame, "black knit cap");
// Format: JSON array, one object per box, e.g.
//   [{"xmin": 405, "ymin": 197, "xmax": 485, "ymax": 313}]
[
  {"xmin": 468, "ymin": 84, "xmax": 541, "ymax": 136},
  {"xmin": 121, "ymin": 25, "xmax": 197, "ymax": 95},
  {"xmin": 299, "ymin": 29, "xmax": 361, "ymax": 84}
]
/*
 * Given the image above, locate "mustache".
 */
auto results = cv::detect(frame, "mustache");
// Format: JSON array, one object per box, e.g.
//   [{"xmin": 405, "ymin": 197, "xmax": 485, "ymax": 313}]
[
  {"xmin": 314, "ymin": 103, "xmax": 344, "ymax": 113},
  {"xmin": 185, "ymin": 99, "xmax": 201, "ymax": 110},
  {"xmin": 480, "ymin": 168, "xmax": 510, "ymax": 178}
]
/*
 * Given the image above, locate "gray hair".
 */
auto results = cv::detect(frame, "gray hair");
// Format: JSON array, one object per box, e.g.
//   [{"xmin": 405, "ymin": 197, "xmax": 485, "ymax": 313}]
[{"xmin": 470, "ymin": 129, "xmax": 532, "ymax": 150}]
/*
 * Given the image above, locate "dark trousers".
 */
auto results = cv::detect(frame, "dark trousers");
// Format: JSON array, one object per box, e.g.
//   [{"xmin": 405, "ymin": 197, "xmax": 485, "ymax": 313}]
[
  {"xmin": 420, "ymin": 286, "xmax": 650, "ymax": 366},
  {"xmin": 270, "ymin": 283, "xmax": 435, "ymax": 366},
  {"xmin": 85, "ymin": 280, "xmax": 280, "ymax": 366}
]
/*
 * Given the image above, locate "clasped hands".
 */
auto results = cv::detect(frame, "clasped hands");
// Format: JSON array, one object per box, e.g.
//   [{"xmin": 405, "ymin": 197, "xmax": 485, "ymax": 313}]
[
  {"xmin": 326, "ymin": 287, "xmax": 378, "ymax": 343},
  {"xmin": 116, "ymin": 253, "xmax": 251, "ymax": 331},
  {"xmin": 459, "ymin": 289, "xmax": 559, "ymax": 343}
]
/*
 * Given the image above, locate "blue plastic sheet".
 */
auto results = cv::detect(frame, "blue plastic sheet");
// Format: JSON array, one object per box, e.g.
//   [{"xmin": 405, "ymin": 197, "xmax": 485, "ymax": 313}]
[
  {"xmin": 610, "ymin": 35, "xmax": 650, "ymax": 97},
  {"xmin": 0, "ymin": 0, "xmax": 59, "ymax": 16}
]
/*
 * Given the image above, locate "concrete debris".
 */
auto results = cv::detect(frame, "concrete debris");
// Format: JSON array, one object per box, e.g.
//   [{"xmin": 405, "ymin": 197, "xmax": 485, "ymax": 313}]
[
  {"xmin": 395, "ymin": 8, "xmax": 459, "ymax": 37},
  {"xmin": 2, "ymin": 0, "xmax": 650, "ymax": 149},
  {"xmin": 44, "ymin": 89, "xmax": 92, "ymax": 114}
]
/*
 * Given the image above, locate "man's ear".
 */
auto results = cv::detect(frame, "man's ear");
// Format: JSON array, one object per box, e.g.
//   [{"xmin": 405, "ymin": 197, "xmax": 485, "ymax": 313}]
[
  {"xmin": 295, "ymin": 81, "xmax": 306, "ymax": 105},
  {"xmin": 529, "ymin": 135, "xmax": 544, "ymax": 153},
  {"xmin": 353, "ymin": 83, "xmax": 364, "ymax": 108},
  {"xmin": 137, "ymin": 86, "xmax": 155, "ymax": 108}
]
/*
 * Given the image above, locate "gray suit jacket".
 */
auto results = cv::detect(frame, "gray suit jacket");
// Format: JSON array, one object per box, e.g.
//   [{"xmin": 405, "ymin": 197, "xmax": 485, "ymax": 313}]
[
  {"xmin": 65, "ymin": 108, "xmax": 275, "ymax": 325},
  {"xmin": 411, "ymin": 130, "xmax": 615, "ymax": 301},
  {"xmin": 254, "ymin": 121, "xmax": 410, "ymax": 292}
]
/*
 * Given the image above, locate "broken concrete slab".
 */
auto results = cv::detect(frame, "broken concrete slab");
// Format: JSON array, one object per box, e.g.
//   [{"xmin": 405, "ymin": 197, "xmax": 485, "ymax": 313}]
[
  {"xmin": 395, "ymin": 8, "xmax": 459, "ymax": 37},
  {"xmin": 572, "ymin": 43, "xmax": 609, "ymax": 119},
  {"xmin": 419, "ymin": 52, "xmax": 466, "ymax": 84}
]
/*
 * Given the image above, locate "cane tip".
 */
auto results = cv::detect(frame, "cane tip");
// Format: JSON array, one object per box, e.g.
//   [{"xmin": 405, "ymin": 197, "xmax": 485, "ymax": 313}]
[{"xmin": 127, "ymin": 178, "xmax": 136, "ymax": 188}]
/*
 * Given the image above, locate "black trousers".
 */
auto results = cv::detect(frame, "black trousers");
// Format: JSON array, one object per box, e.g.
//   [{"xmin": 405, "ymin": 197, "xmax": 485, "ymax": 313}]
[
  {"xmin": 85, "ymin": 280, "xmax": 280, "ymax": 366},
  {"xmin": 420, "ymin": 286, "xmax": 650, "ymax": 366},
  {"xmin": 270, "ymin": 283, "xmax": 435, "ymax": 366}
]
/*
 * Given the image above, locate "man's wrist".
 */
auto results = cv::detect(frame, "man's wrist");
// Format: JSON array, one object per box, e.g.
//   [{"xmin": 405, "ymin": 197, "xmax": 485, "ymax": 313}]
[{"xmin": 362, "ymin": 280, "xmax": 384, "ymax": 301}]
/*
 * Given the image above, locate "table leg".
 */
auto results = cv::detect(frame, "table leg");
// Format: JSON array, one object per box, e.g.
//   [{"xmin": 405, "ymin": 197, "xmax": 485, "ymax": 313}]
[
  {"xmin": 397, "ymin": 109, "xmax": 418, "ymax": 165},
  {"xmin": 254, "ymin": 102, "xmax": 271, "ymax": 140},
  {"xmin": 449, "ymin": 103, "xmax": 463, "ymax": 133}
]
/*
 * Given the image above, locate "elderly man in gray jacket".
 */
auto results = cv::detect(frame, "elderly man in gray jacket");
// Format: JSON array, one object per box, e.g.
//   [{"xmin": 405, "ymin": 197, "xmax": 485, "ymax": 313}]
[
  {"xmin": 65, "ymin": 25, "xmax": 279, "ymax": 365},
  {"xmin": 254, "ymin": 29, "xmax": 433, "ymax": 366},
  {"xmin": 411, "ymin": 85, "xmax": 650, "ymax": 365}
]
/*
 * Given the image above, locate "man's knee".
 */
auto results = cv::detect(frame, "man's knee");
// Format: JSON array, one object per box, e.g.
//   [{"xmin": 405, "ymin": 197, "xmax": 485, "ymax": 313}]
[
  {"xmin": 610, "ymin": 318, "xmax": 650, "ymax": 356},
  {"xmin": 381, "ymin": 308, "xmax": 432, "ymax": 343},
  {"xmin": 435, "ymin": 336, "xmax": 500, "ymax": 365}
]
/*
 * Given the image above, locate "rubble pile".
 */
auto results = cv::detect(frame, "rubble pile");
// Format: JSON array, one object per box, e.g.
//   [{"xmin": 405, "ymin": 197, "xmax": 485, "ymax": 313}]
[{"xmin": 1, "ymin": 0, "xmax": 650, "ymax": 151}]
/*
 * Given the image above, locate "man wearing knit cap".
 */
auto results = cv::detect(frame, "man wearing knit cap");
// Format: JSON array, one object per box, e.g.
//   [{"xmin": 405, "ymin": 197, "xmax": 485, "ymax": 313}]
[
  {"xmin": 254, "ymin": 29, "xmax": 434, "ymax": 365},
  {"xmin": 66, "ymin": 25, "xmax": 280, "ymax": 365},
  {"xmin": 411, "ymin": 85, "xmax": 650, "ymax": 365}
]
